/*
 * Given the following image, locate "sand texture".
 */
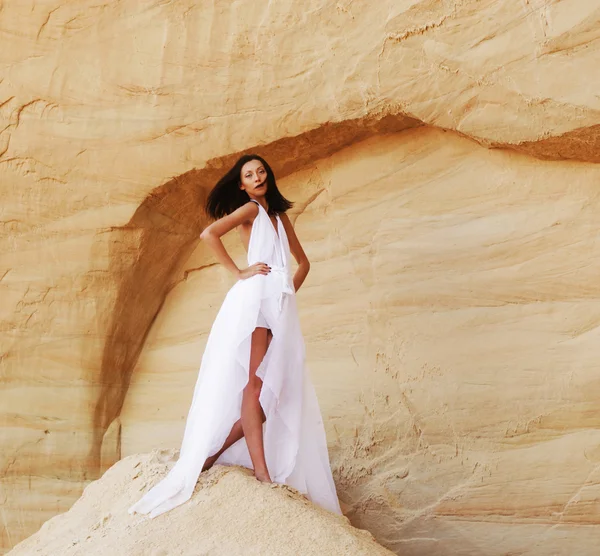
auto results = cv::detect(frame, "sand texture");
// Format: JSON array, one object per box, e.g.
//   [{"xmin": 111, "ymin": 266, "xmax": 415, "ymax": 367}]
[{"xmin": 7, "ymin": 451, "xmax": 394, "ymax": 556}]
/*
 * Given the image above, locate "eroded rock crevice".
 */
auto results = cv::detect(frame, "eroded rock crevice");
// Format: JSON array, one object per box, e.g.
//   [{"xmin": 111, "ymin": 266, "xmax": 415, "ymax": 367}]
[
  {"xmin": 91, "ymin": 112, "xmax": 423, "ymax": 462},
  {"xmin": 91, "ymin": 106, "xmax": 600, "ymax": 471}
]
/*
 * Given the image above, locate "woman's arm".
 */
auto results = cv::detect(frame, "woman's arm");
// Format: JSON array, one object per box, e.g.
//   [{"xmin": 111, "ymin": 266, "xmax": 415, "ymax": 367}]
[
  {"xmin": 200, "ymin": 202, "xmax": 260, "ymax": 278},
  {"xmin": 279, "ymin": 212, "xmax": 310, "ymax": 292}
]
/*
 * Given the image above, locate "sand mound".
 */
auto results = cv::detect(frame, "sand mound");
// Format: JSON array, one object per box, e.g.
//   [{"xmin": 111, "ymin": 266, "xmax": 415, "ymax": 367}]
[{"xmin": 8, "ymin": 450, "xmax": 393, "ymax": 556}]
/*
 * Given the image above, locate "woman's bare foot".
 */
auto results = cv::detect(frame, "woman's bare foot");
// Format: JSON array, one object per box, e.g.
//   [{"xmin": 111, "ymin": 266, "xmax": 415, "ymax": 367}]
[
  {"xmin": 202, "ymin": 455, "xmax": 218, "ymax": 472},
  {"xmin": 254, "ymin": 469, "xmax": 272, "ymax": 483}
]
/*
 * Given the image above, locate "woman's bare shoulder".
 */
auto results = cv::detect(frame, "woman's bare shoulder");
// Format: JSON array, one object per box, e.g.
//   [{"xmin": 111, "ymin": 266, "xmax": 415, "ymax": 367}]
[
  {"xmin": 227, "ymin": 200, "xmax": 259, "ymax": 224},
  {"xmin": 278, "ymin": 210, "xmax": 294, "ymax": 228},
  {"xmin": 202, "ymin": 201, "xmax": 258, "ymax": 238},
  {"xmin": 242, "ymin": 200, "xmax": 259, "ymax": 221}
]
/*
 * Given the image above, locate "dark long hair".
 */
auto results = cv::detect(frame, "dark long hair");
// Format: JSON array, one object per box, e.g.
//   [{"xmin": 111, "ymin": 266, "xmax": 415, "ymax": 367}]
[{"xmin": 205, "ymin": 154, "xmax": 293, "ymax": 219}]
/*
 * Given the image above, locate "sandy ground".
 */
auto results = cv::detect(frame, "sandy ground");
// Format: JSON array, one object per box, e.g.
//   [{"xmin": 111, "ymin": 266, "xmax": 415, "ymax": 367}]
[{"xmin": 7, "ymin": 450, "xmax": 394, "ymax": 556}]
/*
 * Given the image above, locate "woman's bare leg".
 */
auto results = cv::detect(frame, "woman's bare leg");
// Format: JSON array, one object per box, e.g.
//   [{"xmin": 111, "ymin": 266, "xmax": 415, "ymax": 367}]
[
  {"xmin": 202, "ymin": 328, "xmax": 273, "ymax": 474},
  {"xmin": 202, "ymin": 419, "xmax": 245, "ymax": 471},
  {"xmin": 242, "ymin": 326, "xmax": 272, "ymax": 482}
]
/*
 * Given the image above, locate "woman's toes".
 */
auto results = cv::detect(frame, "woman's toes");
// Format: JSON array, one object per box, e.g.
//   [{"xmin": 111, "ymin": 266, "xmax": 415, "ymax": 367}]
[
  {"xmin": 202, "ymin": 456, "xmax": 217, "ymax": 472},
  {"xmin": 255, "ymin": 471, "xmax": 272, "ymax": 483}
]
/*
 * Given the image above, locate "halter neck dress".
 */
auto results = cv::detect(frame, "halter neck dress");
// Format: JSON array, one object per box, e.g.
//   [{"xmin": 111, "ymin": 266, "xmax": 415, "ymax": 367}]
[{"xmin": 128, "ymin": 199, "xmax": 342, "ymax": 518}]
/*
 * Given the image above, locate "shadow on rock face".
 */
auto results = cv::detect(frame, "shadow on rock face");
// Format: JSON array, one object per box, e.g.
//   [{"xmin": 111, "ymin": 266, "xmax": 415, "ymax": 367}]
[{"xmin": 88, "ymin": 112, "xmax": 422, "ymax": 476}]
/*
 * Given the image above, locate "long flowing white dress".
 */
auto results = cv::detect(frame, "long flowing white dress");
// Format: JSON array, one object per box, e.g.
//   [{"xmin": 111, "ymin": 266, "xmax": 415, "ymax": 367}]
[{"xmin": 128, "ymin": 199, "xmax": 342, "ymax": 518}]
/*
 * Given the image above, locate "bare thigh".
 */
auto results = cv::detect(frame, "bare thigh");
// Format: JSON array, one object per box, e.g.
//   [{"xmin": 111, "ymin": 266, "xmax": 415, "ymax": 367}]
[
  {"xmin": 246, "ymin": 326, "xmax": 274, "ymax": 422},
  {"xmin": 248, "ymin": 327, "xmax": 273, "ymax": 386}
]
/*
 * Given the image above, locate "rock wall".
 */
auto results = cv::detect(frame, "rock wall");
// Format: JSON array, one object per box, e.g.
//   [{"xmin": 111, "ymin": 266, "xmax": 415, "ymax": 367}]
[
  {"xmin": 123, "ymin": 127, "xmax": 600, "ymax": 554},
  {"xmin": 1, "ymin": 0, "xmax": 599, "ymax": 554}
]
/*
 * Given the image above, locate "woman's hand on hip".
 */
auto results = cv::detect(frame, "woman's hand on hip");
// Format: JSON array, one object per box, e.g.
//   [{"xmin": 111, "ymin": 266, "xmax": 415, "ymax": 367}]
[{"xmin": 238, "ymin": 262, "xmax": 271, "ymax": 279}]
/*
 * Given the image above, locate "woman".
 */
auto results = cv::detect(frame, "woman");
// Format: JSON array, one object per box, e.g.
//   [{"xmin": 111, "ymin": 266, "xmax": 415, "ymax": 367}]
[{"xmin": 128, "ymin": 154, "xmax": 342, "ymax": 518}]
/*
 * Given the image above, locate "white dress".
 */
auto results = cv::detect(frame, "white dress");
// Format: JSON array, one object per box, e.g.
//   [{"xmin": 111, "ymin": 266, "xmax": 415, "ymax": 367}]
[{"xmin": 128, "ymin": 199, "xmax": 342, "ymax": 518}]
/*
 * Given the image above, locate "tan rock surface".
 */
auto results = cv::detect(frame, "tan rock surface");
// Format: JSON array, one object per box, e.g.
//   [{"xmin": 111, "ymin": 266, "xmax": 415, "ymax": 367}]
[
  {"xmin": 1, "ymin": 0, "xmax": 600, "ymax": 554},
  {"xmin": 122, "ymin": 128, "xmax": 600, "ymax": 554},
  {"xmin": 7, "ymin": 451, "xmax": 394, "ymax": 556}
]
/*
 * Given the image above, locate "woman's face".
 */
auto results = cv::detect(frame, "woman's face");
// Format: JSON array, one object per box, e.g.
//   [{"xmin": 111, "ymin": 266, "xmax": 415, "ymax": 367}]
[{"xmin": 240, "ymin": 159, "xmax": 268, "ymax": 197}]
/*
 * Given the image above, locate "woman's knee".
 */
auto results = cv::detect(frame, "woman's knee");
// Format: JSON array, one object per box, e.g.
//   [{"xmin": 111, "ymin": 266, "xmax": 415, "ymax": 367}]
[{"xmin": 243, "ymin": 377, "xmax": 262, "ymax": 399}]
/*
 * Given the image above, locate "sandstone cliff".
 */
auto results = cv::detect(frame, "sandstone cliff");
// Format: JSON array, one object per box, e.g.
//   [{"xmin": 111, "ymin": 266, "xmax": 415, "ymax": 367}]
[{"xmin": 2, "ymin": 1, "xmax": 600, "ymax": 554}]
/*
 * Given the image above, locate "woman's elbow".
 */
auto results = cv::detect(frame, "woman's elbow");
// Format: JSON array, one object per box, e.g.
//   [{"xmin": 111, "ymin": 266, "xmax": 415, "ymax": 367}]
[{"xmin": 200, "ymin": 228, "xmax": 212, "ymax": 241}]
